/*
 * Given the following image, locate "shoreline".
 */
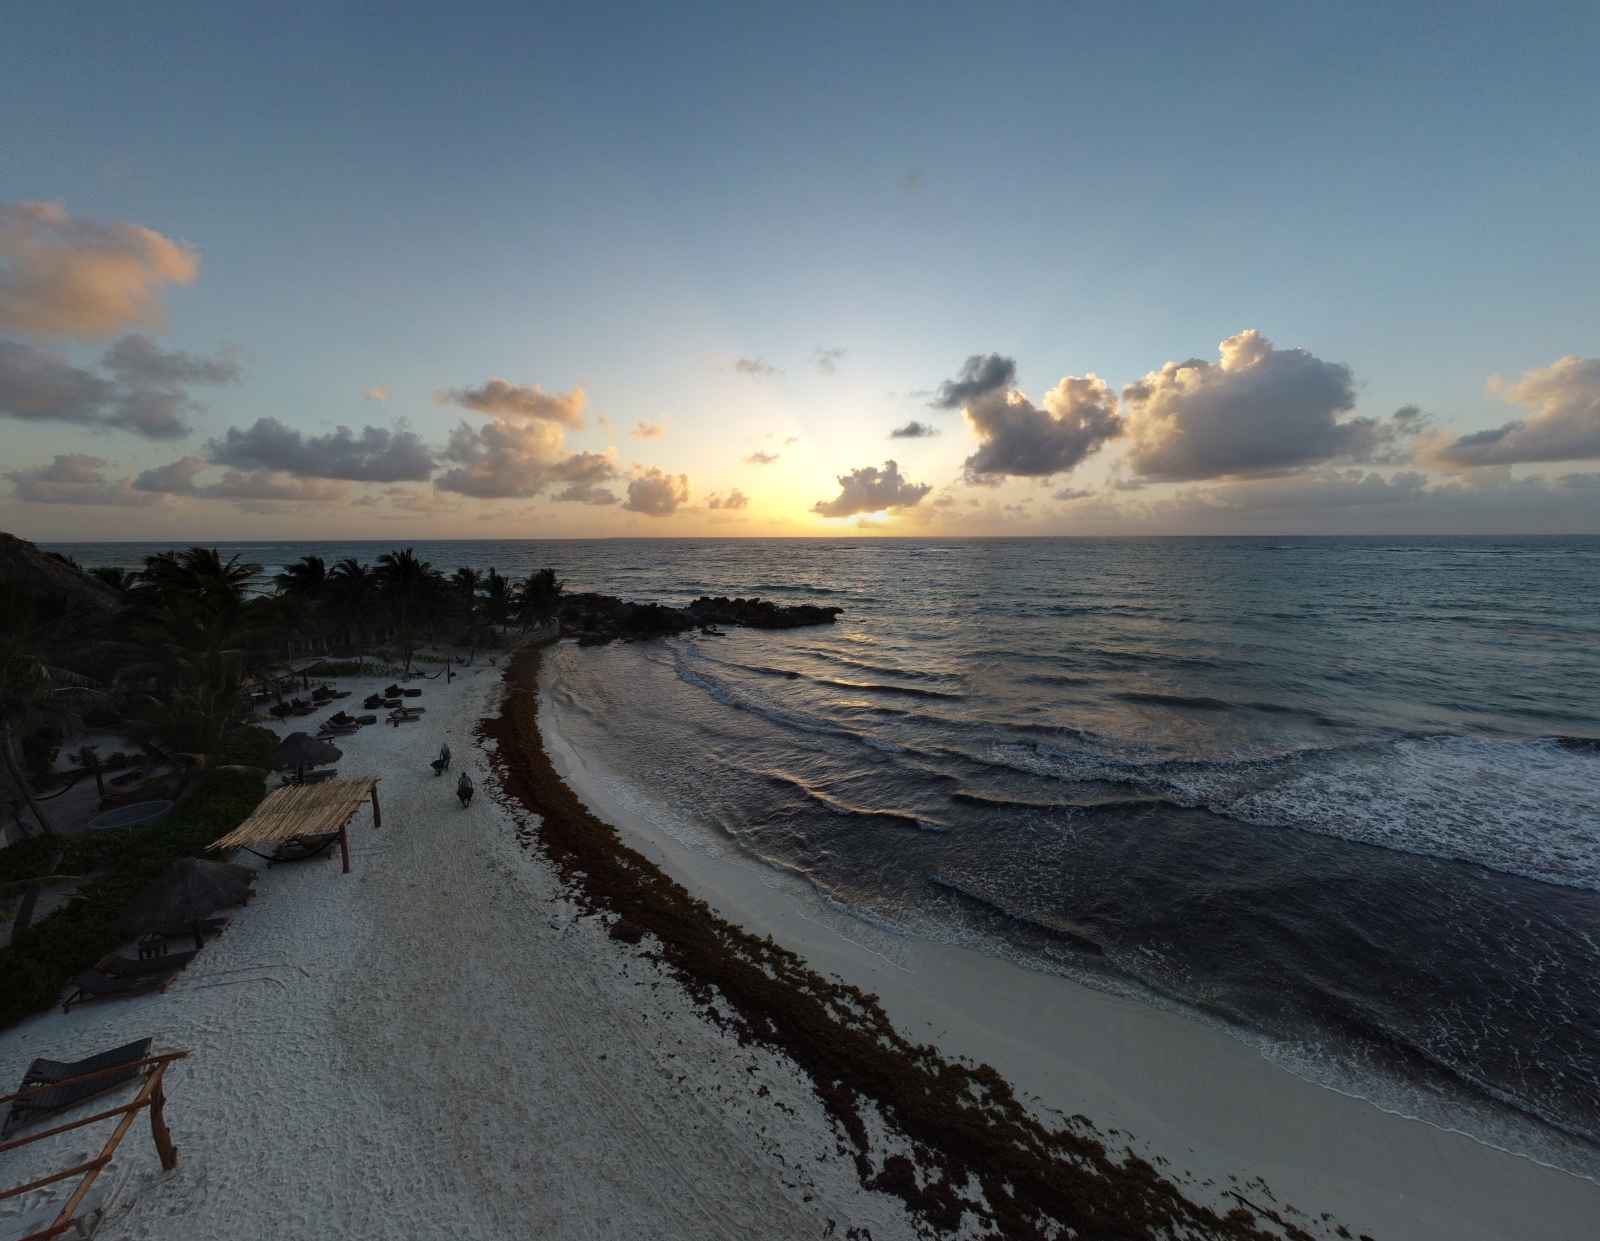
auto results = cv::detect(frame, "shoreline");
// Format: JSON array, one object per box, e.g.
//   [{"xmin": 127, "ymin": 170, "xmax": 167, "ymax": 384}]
[
  {"xmin": 526, "ymin": 641, "xmax": 1600, "ymax": 1241},
  {"xmin": 494, "ymin": 643, "xmax": 1354, "ymax": 1239}
]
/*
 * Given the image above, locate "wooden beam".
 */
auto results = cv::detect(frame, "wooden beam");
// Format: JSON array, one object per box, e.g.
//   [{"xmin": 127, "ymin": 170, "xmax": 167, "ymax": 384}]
[
  {"xmin": 370, "ymin": 781, "xmax": 382, "ymax": 830},
  {"xmin": 339, "ymin": 823, "xmax": 350, "ymax": 875},
  {"xmin": 149, "ymin": 1074, "xmax": 178, "ymax": 1170}
]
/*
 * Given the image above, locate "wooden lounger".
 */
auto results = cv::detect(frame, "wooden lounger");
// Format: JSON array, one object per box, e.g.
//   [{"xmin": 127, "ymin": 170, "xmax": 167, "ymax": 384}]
[
  {"xmin": 62, "ymin": 968, "xmax": 180, "ymax": 1013},
  {"xmin": 269, "ymin": 831, "xmax": 342, "ymax": 866},
  {"xmin": 2, "ymin": 1037, "xmax": 153, "ymax": 1138}
]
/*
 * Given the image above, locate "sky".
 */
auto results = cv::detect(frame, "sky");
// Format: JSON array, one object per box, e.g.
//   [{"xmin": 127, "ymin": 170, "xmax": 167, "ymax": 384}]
[{"xmin": 2, "ymin": 1, "xmax": 1598, "ymax": 540}]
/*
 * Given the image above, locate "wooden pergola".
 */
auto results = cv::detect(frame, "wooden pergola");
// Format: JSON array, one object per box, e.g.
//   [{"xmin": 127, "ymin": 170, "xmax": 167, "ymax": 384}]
[{"xmin": 209, "ymin": 777, "xmax": 381, "ymax": 874}]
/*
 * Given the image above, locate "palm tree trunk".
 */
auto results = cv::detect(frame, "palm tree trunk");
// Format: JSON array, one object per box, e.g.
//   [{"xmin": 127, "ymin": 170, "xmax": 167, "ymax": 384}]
[{"xmin": 0, "ymin": 718, "xmax": 55, "ymax": 836}]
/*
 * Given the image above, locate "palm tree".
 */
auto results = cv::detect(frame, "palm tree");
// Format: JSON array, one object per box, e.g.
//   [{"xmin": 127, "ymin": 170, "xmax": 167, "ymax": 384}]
[
  {"xmin": 480, "ymin": 568, "xmax": 513, "ymax": 629},
  {"xmin": 515, "ymin": 568, "xmax": 564, "ymax": 632},
  {"xmin": 328, "ymin": 558, "xmax": 376, "ymax": 648},
  {"xmin": 132, "ymin": 547, "xmax": 262, "ymax": 626},
  {"xmin": 275, "ymin": 554, "xmax": 328, "ymax": 601},
  {"xmin": 0, "ymin": 587, "xmax": 68, "ymax": 836}
]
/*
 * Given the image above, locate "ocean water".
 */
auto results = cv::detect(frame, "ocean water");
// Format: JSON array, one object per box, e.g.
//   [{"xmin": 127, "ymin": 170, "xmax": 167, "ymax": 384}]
[{"xmin": 51, "ymin": 536, "xmax": 1600, "ymax": 1175}]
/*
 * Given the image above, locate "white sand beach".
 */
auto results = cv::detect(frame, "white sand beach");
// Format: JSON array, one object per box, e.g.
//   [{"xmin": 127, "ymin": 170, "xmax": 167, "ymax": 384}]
[{"xmin": 2, "ymin": 649, "xmax": 1594, "ymax": 1240}]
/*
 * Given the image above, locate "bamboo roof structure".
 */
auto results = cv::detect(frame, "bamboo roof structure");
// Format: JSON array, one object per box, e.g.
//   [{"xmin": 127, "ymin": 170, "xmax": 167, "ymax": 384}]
[{"xmin": 209, "ymin": 777, "xmax": 380, "ymax": 855}]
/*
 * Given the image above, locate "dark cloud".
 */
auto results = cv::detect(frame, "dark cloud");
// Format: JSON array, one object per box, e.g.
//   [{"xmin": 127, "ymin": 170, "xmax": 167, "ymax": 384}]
[
  {"xmin": 133, "ymin": 455, "xmax": 348, "ymax": 503},
  {"xmin": 437, "ymin": 378, "xmax": 587, "ymax": 428},
  {"xmin": 623, "ymin": 467, "xmax": 689, "ymax": 516},
  {"xmin": 707, "ymin": 488, "xmax": 749, "ymax": 510},
  {"xmin": 811, "ymin": 459, "xmax": 931, "ymax": 517},
  {"xmin": 1430, "ymin": 356, "xmax": 1600, "ymax": 468},
  {"xmin": 815, "ymin": 347, "xmax": 846, "ymax": 374},
  {"xmin": 434, "ymin": 417, "xmax": 617, "ymax": 499},
  {"xmin": 746, "ymin": 450, "xmax": 780, "ymax": 465},
  {"xmin": 961, "ymin": 375, "xmax": 1123, "ymax": 484},
  {"xmin": 0, "ymin": 201, "xmax": 199, "ymax": 340},
  {"xmin": 1122, "ymin": 330, "xmax": 1378, "ymax": 481},
  {"xmin": 207, "ymin": 416, "xmax": 435, "ymax": 482},
  {"xmin": 553, "ymin": 482, "xmax": 620, "ymax": 505},
  {"xmin": 0, "ymin": 333, "xmax": 237, "ymax": 439},
  {"xmin": 1053, "ymin": 486, "xmax": 1095, "ymax": 501},
  {"xmin": 930, "ymin": 353, "xmax": 1016, "ymax": 410},
  {"xmin": 890, "ymin": 420, "xmax": 939, "ymax": 439},
  {"xmin": 735, "ymin": 358, "xmax": 778, "ymax": 377},
  {"xmin": 7, "ymin": 453, "xmax": 159, "ymax": 506}
]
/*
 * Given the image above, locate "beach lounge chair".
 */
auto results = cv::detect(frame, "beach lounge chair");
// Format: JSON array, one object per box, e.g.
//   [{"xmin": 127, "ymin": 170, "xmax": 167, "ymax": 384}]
[
  {"xmin": 269, "ymin": 831, "xmax": 342, "ymax": 866},
  {"xmin": 62, "ymin": 968, "xmax": 181, "ymax": 1013},
  {"xmin": 363, "ymin": 694, "xmax": 387, "ymax": 710},
  {"xmin": 95, "ymin": 950, "xmax": 199, "ymax": 979},
  {"xmin": 355, "ymin": 714, "xmax": 377, "ymax": 726},
  {"xmin": 2, "ymin": 1037, "xmax": 153, "ymax": 1138},
  {"xmin": 401, "ymin": 688, "xmax": 423, "ymax": 698}
]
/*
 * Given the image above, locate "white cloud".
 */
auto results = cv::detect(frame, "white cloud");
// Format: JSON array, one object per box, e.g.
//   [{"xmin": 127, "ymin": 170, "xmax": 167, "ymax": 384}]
[
  {"xmin": 746, "ymin": 450, "xmax": 780, "ymax": 465},
  {"xmin": 1121, "ymin": 330, "xmax": 1381, "ymax": 481},
  {"xmin": 623, "ymin": 467, "xmax": 689, "ymax": 516},
  {"xmin": 631, "ymin": 421, "xmax": 664, "ymax": 439},
  {"xmin": 437, "ymin": 378, "xmax": 587, "ymax": 428},
  {"xmin": 735, "ymin": 357, "xmax": 778, "ymax": 377},
  {"xmin": 1430, "ymin": 356, "xmax": 1600, "ymax": 468},
  {"xmin": 0, "ymin": 201, "xmax": 199, "ymax": 339}
]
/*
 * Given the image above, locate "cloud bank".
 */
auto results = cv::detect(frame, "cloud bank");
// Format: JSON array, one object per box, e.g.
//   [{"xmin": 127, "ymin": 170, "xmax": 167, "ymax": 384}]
[
  {"xmin": 435, "ymin": 417, "xmax": 616, "ymax": 499},
  {"xmin": 1431, "ymin": 355, "xmax": 1600, "ymax": 468},
  {"xmin": 7, "ymin": 454, "xmax": 157, "ymax": 506},
  {"xmin": 207, "ymin": 417, "xmax": 435, "ymax": 482},
  {"xmin": 0, "ymin": 333, "xmax": 238, "ymax": 439}
]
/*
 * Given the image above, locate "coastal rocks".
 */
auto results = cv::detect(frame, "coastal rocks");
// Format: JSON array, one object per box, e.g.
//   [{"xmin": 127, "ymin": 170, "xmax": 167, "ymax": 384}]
[{"xmin": 558, "ymin": 592, "xmax": 841, "ymax": 647}]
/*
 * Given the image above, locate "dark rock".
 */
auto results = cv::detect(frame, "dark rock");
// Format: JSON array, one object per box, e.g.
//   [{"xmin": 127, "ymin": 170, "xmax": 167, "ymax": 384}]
[{"xmin": 556, "ymin": 590, "xmax": 841, "ymax": 647}]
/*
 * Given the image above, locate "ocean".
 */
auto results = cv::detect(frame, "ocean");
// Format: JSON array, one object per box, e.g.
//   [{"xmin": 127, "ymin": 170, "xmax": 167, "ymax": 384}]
[{"xmin": 50, "ymin": 536, "xmax": 1600, "ymax": 1177}]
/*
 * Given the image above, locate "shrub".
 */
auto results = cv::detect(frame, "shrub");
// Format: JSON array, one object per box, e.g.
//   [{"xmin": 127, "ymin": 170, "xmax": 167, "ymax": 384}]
[{"xmin": 0, "ymin": 767, "xmax": 266, "ymax": 1029}]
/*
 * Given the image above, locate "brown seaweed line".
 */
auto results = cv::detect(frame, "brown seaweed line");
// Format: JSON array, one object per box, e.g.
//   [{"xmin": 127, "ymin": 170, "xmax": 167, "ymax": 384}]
[{"xmin": 481, "ymin": 645, "xmax": 1365, "ymax": 1241}]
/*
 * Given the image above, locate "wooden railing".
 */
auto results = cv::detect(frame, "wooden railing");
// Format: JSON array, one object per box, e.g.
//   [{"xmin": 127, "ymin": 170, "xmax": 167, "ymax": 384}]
[{"xmin": 0, "ymin": 1051, "xmax": 188, "ymax": 1241}]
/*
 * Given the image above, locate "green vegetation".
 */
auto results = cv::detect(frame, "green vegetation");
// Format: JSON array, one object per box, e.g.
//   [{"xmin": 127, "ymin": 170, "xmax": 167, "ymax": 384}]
[{"xmin": 0, "ymin": 767, "xmax": 265, "ymax": 1028}]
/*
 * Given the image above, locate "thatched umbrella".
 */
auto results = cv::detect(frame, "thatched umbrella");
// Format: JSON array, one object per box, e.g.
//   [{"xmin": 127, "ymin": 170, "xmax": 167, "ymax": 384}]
[
  {"xmin": 123, "ymin": 858, "xmax": 256, "ymax": 949},
  {"xmin": 271, "ymin": 732, "xmax": 341, "ymax": 779}
]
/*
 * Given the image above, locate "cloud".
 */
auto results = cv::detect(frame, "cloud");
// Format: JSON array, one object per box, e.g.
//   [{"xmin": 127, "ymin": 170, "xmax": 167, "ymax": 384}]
[
  {"xmin": 0, "ymin": 333, "xmax": 237, "ymax": 439},
  {"xmin": 434, "ymin": 416, "xmax": 617, "ymax": 499},
  {"xmin": 631, "ymin": 421, "xmax": 664, "ymax": 439},
  {"xmin": 437, "ymin": 378, "xmax": 587, "ymax": 428},
  {"xmin": 1053, "ymin": 486, "xmax": 1095, "ymax": 501},
  {"xmin": 379, "ymin": 486, "xmax": 460, "ymax": 514},
  {"xmin": 0, "ymin": 201, "xmax": 199, "ymax": 339},
  {"xmin": 890, "ymin": 420, "xmax": 939, "ymax": 439},
  {"xmin": 784, "ymin": 435, "xmax": 800, "ymax": 446},
  {"xmin": 553, "ymin": 482, "xmax": 620, "ymax": 505},
  {"xmin": 930, "ymin": 353, "xmax": 1016, "ymax": 410},
  {"xmin": 815, "ymin": 347, "xmax": 846, "ymax": 374},
  {"xmin": 363, "ymin": 385, "xmax": 390, "ymax": 401},
  {"xmin": 746, "ymin": 450, "xmax": 780, "ymax": 465},
  {"xmin": 1120, "ymin": 330, "xmax": 1396, "ymax": 481},
  {"xmin": 6, "ymin": 453, "xmax": 159, "ymax": 506},
  {"xmin": 707, "ymin": 488, "xmax": 749, "ymax": 510},
  {"xmin": 133, "ymin": 455, "xmax": 349, "ymax": 503},
  {"xmin": 735, "ymin": 358, "xmax": 778, "ymax": 377},
  {"xmin": 811, "ymin": 459, "xmax": 931, "ymax": 517},
  {"xmin": 1430, "ymin": 356, "xmax": 1600, "ymax": 468},
  {"xmin": 207, "ymin": 416, "xmax": 435, "ymax": 481},
  {"xmin": 623, "ymin": 467, "xmax": 689, "ymax": 516},
  {"xmin": 957, "ymin": 371, "xmax": 1123, "ymax": 484}
]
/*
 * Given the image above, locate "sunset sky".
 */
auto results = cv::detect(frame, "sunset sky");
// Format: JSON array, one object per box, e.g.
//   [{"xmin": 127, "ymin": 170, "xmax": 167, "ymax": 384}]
[{"xmin": 3, "ymin": 2, "xmax": 1598, "ymax": 539}]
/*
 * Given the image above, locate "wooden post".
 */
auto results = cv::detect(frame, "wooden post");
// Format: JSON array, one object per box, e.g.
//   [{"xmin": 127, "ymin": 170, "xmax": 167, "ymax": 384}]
[
  {"xmin": 370, "ymin": 782, "xmax": 382, "ymax": 829},
  {"xmin": 148, "ymin": 1073, "xmax": 178, "ymax": 1170},
  {"xmin": 338, "ymin": 824, "xmax": 350, "ymax": 874}
]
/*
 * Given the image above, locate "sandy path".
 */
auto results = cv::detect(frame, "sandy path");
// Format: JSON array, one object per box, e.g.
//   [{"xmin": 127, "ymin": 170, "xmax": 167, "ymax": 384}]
[{"xmin": 1, "ymin": 660, "xmax": 915, "ymax": 1241}]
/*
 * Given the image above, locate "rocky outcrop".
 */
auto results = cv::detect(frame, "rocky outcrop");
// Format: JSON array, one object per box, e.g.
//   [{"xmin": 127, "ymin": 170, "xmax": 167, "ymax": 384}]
[
  {"xmin": 558, "ymin": 592, "xmax": 841, "ymax": 646},
  {"xmin": 0, "ymin": 532, "xmax": 121, "ymax": 615}
]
